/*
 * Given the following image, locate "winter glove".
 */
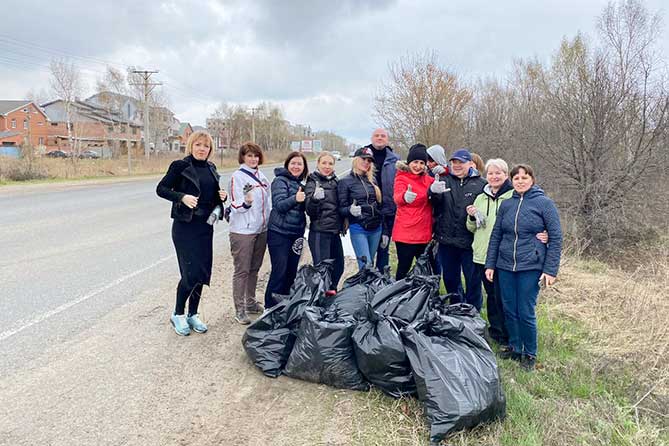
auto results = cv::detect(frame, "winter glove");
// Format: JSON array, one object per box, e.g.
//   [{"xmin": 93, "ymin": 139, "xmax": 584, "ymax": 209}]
[
  {"xmin": 431, "ymin": 165, "xmax": 447, "ymax": 176},
  {"xmin": 474, "ymin": 209, "xmax": 487, "ymax": 229},
  {"xmin": 349, "ymin": 199, "xmax": 362, "ymax": 217},
  {"xmin": 313, "ymin": 182, "xmax": 325, "ymax": 200},
  {"xmin": 380, "ymin": 235, "xmax": 390, "ymax": 249},
  {"xmin": 207, "ymin": 205, "xmax": 222, "ymax": 225},
  {"xmin": 404, "ymin": 184, "xmax": 417, "ymax": 204}
]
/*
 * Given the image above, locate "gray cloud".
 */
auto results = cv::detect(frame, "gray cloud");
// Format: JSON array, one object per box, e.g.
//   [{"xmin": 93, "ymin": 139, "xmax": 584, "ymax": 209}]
[{"xmin": 1, "ymin": 0, "xmax": 667, "ymax": 143}]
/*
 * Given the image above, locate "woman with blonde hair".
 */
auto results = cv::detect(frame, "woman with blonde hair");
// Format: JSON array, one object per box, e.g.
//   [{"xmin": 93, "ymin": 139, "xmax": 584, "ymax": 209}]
[
  {"xmin": 337, "ymin": 147, "xmax": 383, "ymax": 270},
  {"xmin": 156, "ymin": 131, "xmax": 227, "ymax": 336},
  {"xmin": 305, "ymin": 151, "xmax": 344, "ymax": 288}
]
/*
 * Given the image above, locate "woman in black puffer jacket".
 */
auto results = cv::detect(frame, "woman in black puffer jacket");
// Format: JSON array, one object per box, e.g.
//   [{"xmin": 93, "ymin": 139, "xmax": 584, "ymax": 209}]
[
  {"xmin": 264, "ymin": 152, "xmax": 309, "ymax": 307},
  {"xmin": 305, "ymin": 152, "xmax": 344, "ymax": 289},
  {"xmin": 338, "ymin": 147, "xmax": 382, "ymax": 270}
]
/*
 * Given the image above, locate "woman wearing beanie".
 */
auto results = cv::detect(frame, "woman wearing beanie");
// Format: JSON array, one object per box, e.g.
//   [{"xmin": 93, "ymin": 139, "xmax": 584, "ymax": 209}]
[{"xmin": 392, "ymin": 144, "xmax": 435, "ymax": 280}]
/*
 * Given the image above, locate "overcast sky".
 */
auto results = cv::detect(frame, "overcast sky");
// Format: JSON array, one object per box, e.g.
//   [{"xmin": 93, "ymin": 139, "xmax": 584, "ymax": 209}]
[{"xmin": 1, "ymin": 0, "xmax": 667, "ymax": 145}]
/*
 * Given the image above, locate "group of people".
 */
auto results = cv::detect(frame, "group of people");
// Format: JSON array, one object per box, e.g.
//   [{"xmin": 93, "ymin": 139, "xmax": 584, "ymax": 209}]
[{"xmin": 157, "ymin": 128, "xmax": 562, "ymax": 371}]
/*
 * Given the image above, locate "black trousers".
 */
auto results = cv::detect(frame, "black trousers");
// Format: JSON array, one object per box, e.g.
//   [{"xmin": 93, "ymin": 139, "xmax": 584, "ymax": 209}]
[
  {"xmin": 172, "ymin": 217, "xmax": 213, "ymax": 316},
  {"xmin": 308, "ymin": 230, "xmax": 344, "ymax": 289},
  {"xmin": 395, "ymin": 241, "xmax": 429, "ymax": 280},
  {"xmin": 475, "ymin": 263, "xmax": 509, "ymax": 345},
  {"xmin": 264, "ymin": 230, "xmax": 303, "ymax": 308}
]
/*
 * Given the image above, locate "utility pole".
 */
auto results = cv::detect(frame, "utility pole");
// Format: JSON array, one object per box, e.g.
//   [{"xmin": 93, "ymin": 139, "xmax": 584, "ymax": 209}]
[{"xmin": 130, "ymin": 70, "xmax": 162, "ymax": 158}]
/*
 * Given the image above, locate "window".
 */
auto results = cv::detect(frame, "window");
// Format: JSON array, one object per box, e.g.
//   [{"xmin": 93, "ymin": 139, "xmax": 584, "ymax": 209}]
[
  {"xmin": 38, "ymin": 137, "xmax": 44, "ymax": 145},
  {"xmin": 38, "ymin": 121, "xmax": 44, "ymax": 126},
  {"xmin": 11, "ymin": 119, "xmax": 16, "ymax": 128},
  {"xmin": 132, "ymin": 127, "xmax": 137, "ymax": 135},
  {"xmin": 51, "ymin": 122, "xmax": 58, "ymax": 126},
  {"xmin": 24, "ymin": 120, "xmax": 28, "ymax": 129}
]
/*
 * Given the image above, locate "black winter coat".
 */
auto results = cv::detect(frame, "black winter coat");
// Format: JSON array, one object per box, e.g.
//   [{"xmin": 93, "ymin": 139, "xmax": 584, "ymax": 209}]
[
  {"xmin": 430, "ymin": 170, "xmax": 486, "ymax": 249},
  {"xmin": 337, "ymin": 173, "xmax": 381, "ymax": 231},
  {"xmin": 305, "ymin": 171, "xmax": 343, "ymax": 234},
  {"xmin": 156, "ymin": 155, "xmax": 223, "ymax": 222},
  {"xmin": 268, "ymin": 168, "xmax": 307, "ymax": 236}
]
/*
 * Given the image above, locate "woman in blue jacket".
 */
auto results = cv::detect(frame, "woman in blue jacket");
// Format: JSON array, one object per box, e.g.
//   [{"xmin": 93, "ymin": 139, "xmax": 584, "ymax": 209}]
[
  {"xmin": 485, "ymin": 164, "xmax": 562, "ymax": 371},
  {"xmin": 264, "ymin": 152, "xmax": 308, "ymax": 308}
]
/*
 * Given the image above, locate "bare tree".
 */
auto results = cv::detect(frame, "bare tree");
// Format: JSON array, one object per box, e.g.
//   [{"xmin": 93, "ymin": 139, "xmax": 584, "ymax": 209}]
[
  {"xmin": 374, "ymin": 51, "xmax": 472, "ymax": 150},
  {"xmin": 49, "ymin": 59, "xmax": 85, "ymax": 156},
  {"xmin": 96, "ymin": 66, "xmax": 130, "ymax": 158}
]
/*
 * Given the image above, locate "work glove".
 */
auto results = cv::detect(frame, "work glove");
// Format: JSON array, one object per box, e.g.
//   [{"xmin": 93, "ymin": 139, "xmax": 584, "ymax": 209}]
[
  {"xmin": 430, "ymin": 179, "xmax": 447, "ymax": 194},
  {"xmin": 474, "ymin": 209, "xmax": 487, "ymax": 228},
  {"xmin": 380, "ymin": 235, "xmax": 390, "ymax": 249},
  {"xmin": 207, "ymin": 205, "xmax": 222, "ymax": 226},
  {"xmin": 313, "ymin": 182, "xmax": 325, "ymax": 200},
  {"xmin": 431, "ymin": 165, "xmax": 447, "ymax": 176},
  {"xmin": 243, "ymin": 183, "xmax": 254, "ymax": 205},
  {"xmin": 349, "ymin": 199, "xmax": 362, "ymax": 217},
  {"xmin": 404, "ymin": 185, "xmax": 417, "ymax": 204}
]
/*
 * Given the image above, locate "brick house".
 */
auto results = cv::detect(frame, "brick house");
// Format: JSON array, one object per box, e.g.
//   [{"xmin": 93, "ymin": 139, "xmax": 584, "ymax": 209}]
[
  {"xmin": 0, "ymin": 100, "xmax": 50, "ymax": 153},
  {"xmin": 41, "ymin": 99, "xmax": 141, "ymax": 156},
  {"xmin": 177, "ymin": 122, "xmax": 193, "ymax": 151}
]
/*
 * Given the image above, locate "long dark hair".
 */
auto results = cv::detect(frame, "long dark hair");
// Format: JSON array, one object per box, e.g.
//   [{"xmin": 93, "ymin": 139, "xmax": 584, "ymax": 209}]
[{"xmin": 284, "ymin": 151, "xmax": 309, "ymax": 181}]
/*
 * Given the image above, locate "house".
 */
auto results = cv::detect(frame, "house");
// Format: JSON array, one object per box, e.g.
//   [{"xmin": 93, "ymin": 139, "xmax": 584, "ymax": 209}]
[
  {"xmin": 41, "ymin": 99, "xmax": 141, "ymax": 156},
  {"xmin": 0, "ymin": 100, "xmax": 50, "ymax": 153},
  {"xmin": 177, "ymin": 122, "xmax": 193, "ymax": 151},
  {"xmin": 205, "ymin": 117, "xmax": 230, "ymax": 149}
]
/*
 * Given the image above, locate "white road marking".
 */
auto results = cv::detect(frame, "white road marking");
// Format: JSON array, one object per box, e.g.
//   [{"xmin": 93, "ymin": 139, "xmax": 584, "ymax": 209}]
[{"xmin": 0, "ymin": 254, "xmax": 175, "ymax": 342}]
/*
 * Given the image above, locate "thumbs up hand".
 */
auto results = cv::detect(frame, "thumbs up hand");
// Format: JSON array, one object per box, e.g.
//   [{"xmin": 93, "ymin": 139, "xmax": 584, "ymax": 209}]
[
  {"xmin": 296, "ymin": 186, "xmax": 305, "ymax": 203},
  {"xmin": 350, "ymin": 199, "xmax": 362, "ymax": 217},
  {"xmin": 404, "ymin": 184, "xmax": 417, "ymax": 203},
  {"xmin": 313, "ymin": 181, "xmax": 325, "ymax": 200},
  {"xmin": 430, "ymin": 176, "xmax": 447, "ymax": 194}
]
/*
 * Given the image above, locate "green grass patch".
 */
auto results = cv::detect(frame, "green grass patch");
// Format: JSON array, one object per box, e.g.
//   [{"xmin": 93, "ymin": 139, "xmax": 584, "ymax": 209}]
[{"xmin": 344, "ymin": 303, "xmax": 666, "ymax": 445}]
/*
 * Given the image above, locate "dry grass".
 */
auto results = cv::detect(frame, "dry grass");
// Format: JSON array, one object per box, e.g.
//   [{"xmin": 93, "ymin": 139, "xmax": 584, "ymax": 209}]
[
  {"xmin": 549, "ymin": 247, "xmax": 669, "ymax": 406},
  {"xmin": 0, "ymin": 149, "xmax": 299, "ymax": 183}
]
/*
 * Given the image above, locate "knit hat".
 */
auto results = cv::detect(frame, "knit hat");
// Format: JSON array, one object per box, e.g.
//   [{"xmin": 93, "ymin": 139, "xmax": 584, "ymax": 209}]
[{"xmin": 407, "ymin": 144, "xmax": 428, "ymax": 163}]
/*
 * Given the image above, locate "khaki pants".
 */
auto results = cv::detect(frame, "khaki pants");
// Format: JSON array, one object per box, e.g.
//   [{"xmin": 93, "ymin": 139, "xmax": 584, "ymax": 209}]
[{"xmin": 230, "ymin": 231, "xmax": 267, "ymax": 312}]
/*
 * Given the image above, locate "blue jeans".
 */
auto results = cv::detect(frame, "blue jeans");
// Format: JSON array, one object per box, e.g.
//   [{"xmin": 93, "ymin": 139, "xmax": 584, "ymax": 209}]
[
  {"xmin": 497, "ymin": 269, "xmax": 542, "ymax": 357},
  {"xmin": 438, "ymin": 244, "xmax": 479, "ymax": 309},
  {"xmin": 349, "ymin": 224, "xmax": 382, "ymax": 270}
]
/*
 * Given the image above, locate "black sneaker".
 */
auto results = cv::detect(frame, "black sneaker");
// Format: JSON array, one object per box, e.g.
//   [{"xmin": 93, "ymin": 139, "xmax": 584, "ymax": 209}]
[
  {"xmin": 246, "ymin": 302, "xmax": 264, "ymax": 315},
  {"xmin": 234, "ymin": 310, "xmax": 251, "ymax": 325},
  {"xmin": 521, "ymin": 354, "xmax": 537, "ymax": 371},
  {"xmin": 497, "ymin": 346, "xmax": 515, "ymax": 360}
]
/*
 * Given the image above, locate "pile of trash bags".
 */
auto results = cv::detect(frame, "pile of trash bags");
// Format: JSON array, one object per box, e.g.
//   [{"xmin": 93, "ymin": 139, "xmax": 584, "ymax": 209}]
[{"xmin": 242, "ymin": 244, "xmax": 506, "ymax": 443}]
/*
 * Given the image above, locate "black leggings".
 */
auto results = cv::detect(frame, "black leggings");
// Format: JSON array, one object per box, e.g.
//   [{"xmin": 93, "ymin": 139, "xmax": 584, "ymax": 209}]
[
  {"xmin": 395, "ymin": 241, "xmax": 429, "ymax": 280},
  {"xmin": 308, "ymin": 230, "xmax": 345, "ymax": 289},
  {"xmin": 175, "ymin": 280, "xmax": 203, "ymax": 316}
]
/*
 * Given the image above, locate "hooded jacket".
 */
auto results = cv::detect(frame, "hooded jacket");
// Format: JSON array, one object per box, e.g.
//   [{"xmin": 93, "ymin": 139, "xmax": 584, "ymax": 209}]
[
  {"xmin": 392, "ymin": 161, "xmax": 435, "ymax": 244},
  {"xmin": 364, "ymin": 144, "xmax": 399, "ymax": 233},
  {"xmin": 268, "ymin": 167, "xmax": 307, "ymax": 236},
  {"xmin": 228, "ymin": 165, "xmax": 271, "ymax": 235},
  {"xmin": 304, "ymin": 171, "xmax": 342, "ymax": 234},
  {"xmin": 485, "ymin": 185, "xmax": 562, "ymax": 276},
  {"xmin": 466, "ymin": 180, "xmax": 514, "ymax": 264},
  {"xmin": 337, "ymin": 172, "xmax": 381, "ymax": 231},
  {"xmin": 430, "ymin": 169, "xmax": 486, "ymax": 249},
  {"xmin": 156, "ymin": 155, "xmax": 224, "ymax": 223}
]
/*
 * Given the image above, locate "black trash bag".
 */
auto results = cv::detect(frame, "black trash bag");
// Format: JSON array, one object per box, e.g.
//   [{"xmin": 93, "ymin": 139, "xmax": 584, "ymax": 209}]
[
  {"xmin": 441, "ymin": 303, "xmax": 487, "ymax": 337},
  {"xmin": 342, "ymin": 263, "xmax": 394, "ymax": 291},
  {"xmin": 284, "ymin": 305, "xmax": 369, "ymax": 391},
  {"xmin": 321, "ymin": 284, "xmax": 373, "ymax": 318},
  {"xmin": 401, "ymin": 311, "xmax": 506, "ymax": 443},
  {"xmin": 370, "ymin": 278, "xmax": 413, "ymax": 309},
  {"xmin": 375, "ymin": 276, "xmax": 440, "ymax": 324},
  {"xmin": 242, "ymin": 261, "xmax": 333, "ymax": 378},
  {"xmin": 407, "ymin": 240, "xmax": 438, "ymax": 278},
  {"xmin": 352, "ymin": 305, "xmax": 415, "ymax": 398}
]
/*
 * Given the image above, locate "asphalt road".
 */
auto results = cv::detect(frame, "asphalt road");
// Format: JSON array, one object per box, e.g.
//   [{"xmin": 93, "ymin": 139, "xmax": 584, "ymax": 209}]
[{"xmin": 0, "ymin": 158, "xmax": 352, "ymax": 378}]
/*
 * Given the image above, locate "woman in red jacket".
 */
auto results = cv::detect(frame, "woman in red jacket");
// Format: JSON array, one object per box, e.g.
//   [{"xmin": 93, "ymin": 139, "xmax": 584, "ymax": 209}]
[{"xmin": 392, "ymin": 144, "xmax": 435, "ymax": 280}]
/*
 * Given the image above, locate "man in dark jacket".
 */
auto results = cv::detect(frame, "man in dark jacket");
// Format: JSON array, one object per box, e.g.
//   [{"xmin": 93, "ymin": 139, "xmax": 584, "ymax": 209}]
[
  {"xmin": 429, "ymin": 148, "xmax": 486, "ymax": 306},
  {"xmin": 365, "ymin": 128, "xmax": 399, "ymax": 272}
]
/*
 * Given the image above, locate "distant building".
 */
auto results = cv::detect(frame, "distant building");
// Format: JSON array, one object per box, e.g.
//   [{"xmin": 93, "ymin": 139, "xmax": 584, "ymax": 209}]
[
  {"xmin": 41, "ymin": 99, "xmax": 141, "ymax": 155},
  {"xmin": 0, "ymin": 100, "xmax": 50, "ymax": 153},
  {"xmin": 205, "ymin": 117, "xmax": 230, "ymax": 149}
]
